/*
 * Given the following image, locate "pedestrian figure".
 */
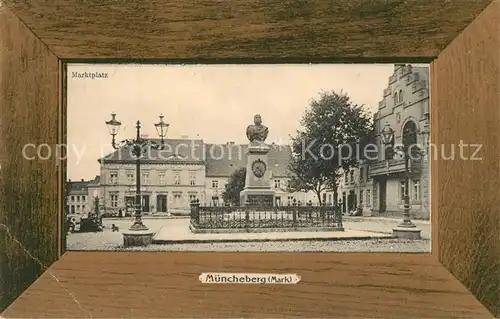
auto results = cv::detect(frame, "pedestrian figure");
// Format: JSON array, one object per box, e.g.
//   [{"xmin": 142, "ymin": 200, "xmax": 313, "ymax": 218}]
[{"xmin": 111, "ymin": 224, "xmax": 119, "ymax": 232}]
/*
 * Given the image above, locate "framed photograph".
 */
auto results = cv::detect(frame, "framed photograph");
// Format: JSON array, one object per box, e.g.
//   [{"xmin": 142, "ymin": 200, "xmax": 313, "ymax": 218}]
[
  {"xmin": 0, "ymin": 1, "xmax": 498, "ymax": 318},
  {"xmin": 65, "ymin": 63, "xmax": 431, "ymax": 253}
]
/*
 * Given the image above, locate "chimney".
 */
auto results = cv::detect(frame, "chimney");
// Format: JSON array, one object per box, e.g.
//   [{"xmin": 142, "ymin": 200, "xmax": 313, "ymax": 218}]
[
  {"xmin": 81, "ymin": 178, "xmax": 84, "ymax": 182},
  {"xmin": 229, "ymin": 141, "xmax": 235, "ymax": 145}
]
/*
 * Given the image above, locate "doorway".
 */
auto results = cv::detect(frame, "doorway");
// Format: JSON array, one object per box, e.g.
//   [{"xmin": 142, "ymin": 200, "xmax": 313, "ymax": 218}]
[
  {"xmin": 379, "ymin": 179, "xmax": 387, "ymax": 214},
  {"xmin": 156, "ymin": 194, "xmax": 167, "ymax": 213},
  {"xmin": 348, "ymin": 190, "xmax": 356, "ymax": 211},
  {"xmin": 142, "ymin": 195, "xmax": 150, "ymax": 213}
]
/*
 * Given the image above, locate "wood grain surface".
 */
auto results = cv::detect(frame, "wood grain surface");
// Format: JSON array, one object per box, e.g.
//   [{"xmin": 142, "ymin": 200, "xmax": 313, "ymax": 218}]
[
  {"xmin": 0, "ymin": 0, "xmax": 499, "ymax": 317},
  {"xmin": 3, "ymin": 0, "xmax": 494, "ymax": 59},
  {"xmin": 431, "ymin": 0, "xmax": 500, "ymax": 316},
  {"xmin": 1, "ymin": 252, "xmax": 494, "ymax": 318},
  {"xmin": 0, "ymin": 6, "xmax": 60, "ymax": 312}
]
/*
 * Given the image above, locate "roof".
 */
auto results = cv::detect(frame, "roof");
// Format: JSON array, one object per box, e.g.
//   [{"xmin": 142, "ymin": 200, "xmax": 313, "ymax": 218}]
[
  {"xmin": 97, "ymin": 139, "xmax": 293, "ymax": 178},
  {"xmin": 67, "ymin": 180, "xmax": 91, "ymax": 194},
  {"xmin": 204, "ymin": 143, "xmax": 292, "ymax": 177},
  {"xmin": 98, "ymin": 138, "xmax": 205, "ymax": 164},
  {"xmin": 87, "ymin": 175, "xmax": 100, "ymax": 186}
]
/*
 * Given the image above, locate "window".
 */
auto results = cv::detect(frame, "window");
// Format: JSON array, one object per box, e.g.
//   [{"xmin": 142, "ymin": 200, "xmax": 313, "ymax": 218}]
[
  {"xmin": 173, "ymin": 193, "xmax": 182, "ymax": 205},
  {"xmin": 82, "ymin": 195, "xmax": 86, "ymax": 202},
  {"xmin": 142, "ymin": 172, "xmax": 149, "ymax": 184},
  {"xmin": 413, "ymin": 180, "xmax": 421, "ymax": 201},
  {"xmin": 399, "ymin": 89, "xmax": 403, "ymax": 103},
  {"xmin": 350, "ymin": 170, "xmax": 354, "ymax": 184},
  {"xmin": 359, "ymin": 167, "xmax": 364, "ymax": 182},
  {"xmin": 174, "ymin": 171, "xmax": 181, "ymax": 185},
  {"xmin": 76, "ymin": 205, "xmax": 80, "ymax": 210},
  {"xmin": 189, "ymin": 171, "xmax": 196, "ymax": 186},
  {"xmin": 274, "ymin": 179, "xmax": 281, "ymax": 189},
  {"xmin": 394, "ymin": 92, "xmax": 398, "ymax": 105},
  {"xmin": 365, "ymin": 189, "xmax": 371, "ymax": 206},
  {"xmin": 71, "ymin": 196, "xmax": 74, "ymax": 201},
  {"xmin": 158, "ymin": 172, "xmax": 166, "ymax": 185},
  {"xmin": 189, "ymin": 194, "xmax": 197, "ymax": 202},
  {"xmin": 287, "ymin": 196, "xmax": 294, "ymax": 205},
  {"xmin": 328, "ymin": 194, "xmax": 332, "ymax": 203},
  {"xmin": 127, "ymin": 172, "xmax": 134, "ymax": 184},
  {"xmin": 402, "ymin": 120, "xmax": 418, "ymax": 148},
  {"xmin": 76, "ymin": 195, "xmax": 80, "ymax": 202},
  {"xmin": 400, "ymin": 181, "xmax": 407, "ymax": 201},
  {"xmin": 110, "ymin": 194, "xmax": 118, "ymax": 207},
  {"xmin": 110, "ymin": 171, "xmax": 118, "ymax": 184},
  {"xmin": 212, "ymin": 180, "xmax": 219, "ymax": 188},
  {"xmin": 71, "ymin": 205, "xmax": 75, "ymax": 214}
]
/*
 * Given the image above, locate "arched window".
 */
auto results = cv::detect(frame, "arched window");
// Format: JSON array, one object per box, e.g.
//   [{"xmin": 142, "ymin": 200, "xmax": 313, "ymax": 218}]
[
  {"xmin": 393, "ymin": 92, "xmax": 398, "ymax": 105},
  {"xmin": 399, "ymin": 89, "xmax": 403, "ymax": 103},
  {"xmin": 402, "ymin": 120, "xmax": 417, "ymax": 148}
]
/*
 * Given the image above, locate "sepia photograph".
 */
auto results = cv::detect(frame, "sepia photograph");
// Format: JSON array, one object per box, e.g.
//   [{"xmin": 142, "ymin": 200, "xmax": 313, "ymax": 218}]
[{"xmin": 65, "ymin": 63, "xmax": 431, "ymax": 252}]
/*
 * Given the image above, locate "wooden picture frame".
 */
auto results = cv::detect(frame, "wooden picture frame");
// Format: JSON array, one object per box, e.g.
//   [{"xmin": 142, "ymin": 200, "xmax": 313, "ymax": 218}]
[{"xmin": 0, "ymin": 1, "xmax": 498, "ymax": 317}]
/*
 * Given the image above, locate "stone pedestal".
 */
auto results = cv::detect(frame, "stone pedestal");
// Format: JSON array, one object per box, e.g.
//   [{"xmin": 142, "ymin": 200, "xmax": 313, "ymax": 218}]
[
  {"xmin": 240, "ymin": 142, "xmax": 275, "ymax": 206},
  {"xmin": 392, "ymin": 227, "xmax": 422, "ymax": 239},
  {"xmin": 123, "ymin": 229, "xmax": 154, "ymax": 247}
]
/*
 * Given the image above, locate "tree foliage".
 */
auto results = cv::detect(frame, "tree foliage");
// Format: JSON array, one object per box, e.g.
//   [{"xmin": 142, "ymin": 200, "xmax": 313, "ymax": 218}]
[
  {"xmin": 287, "ymin": 90, "xmax": 373, "ymax": 205},
  {"xmin": 222, "ymin": 167, "xmax": 246, "ymax": 206}
]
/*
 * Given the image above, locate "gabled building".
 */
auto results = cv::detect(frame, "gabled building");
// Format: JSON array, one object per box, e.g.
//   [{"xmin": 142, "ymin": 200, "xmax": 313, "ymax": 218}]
[{"xmin": 337, "ymin": 64, "xmax": 430, "ymax": 219}]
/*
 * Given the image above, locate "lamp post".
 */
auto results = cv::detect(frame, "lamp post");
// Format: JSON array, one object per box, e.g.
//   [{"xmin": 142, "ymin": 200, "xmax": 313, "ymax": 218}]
[
  {"xmin": 420, "ymin": 114, "xmax": 430, "ymax": 220},
  {"xmin": 93, "ymin": 190, "xmax": 102, "ymax": 230},
  {"xmin": 380, "ymin": 122, "xmax": 422, "ymax": 239},
  {"xmin": 105, "ymin": 113, "xmax": 169, "ymax": 246},
  {"xmin": 93, "ymin": 191, "xmax": 99, "ymax": 217}
]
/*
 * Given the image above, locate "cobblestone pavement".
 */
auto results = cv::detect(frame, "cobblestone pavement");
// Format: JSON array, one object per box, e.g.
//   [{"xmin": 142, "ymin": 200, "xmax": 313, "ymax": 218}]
[{"xmin": 67, "ymin": 217, "xmax": 431, "ymax": 252}]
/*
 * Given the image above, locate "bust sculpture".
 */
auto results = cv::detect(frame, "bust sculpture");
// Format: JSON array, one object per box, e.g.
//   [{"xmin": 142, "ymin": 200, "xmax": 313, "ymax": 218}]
[{"xmin": 246, "ymin": 114, "xmax": 269, "ymax": 143}]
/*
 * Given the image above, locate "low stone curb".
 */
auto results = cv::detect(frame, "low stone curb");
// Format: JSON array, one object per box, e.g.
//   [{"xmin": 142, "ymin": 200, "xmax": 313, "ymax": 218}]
[
  {"xmin": 103, "ymin": 216, "xmax": 189, "ymax": 220},
  {"xmin": 152, "ymin": 235, "xmax": 395, "ymax": 245}
]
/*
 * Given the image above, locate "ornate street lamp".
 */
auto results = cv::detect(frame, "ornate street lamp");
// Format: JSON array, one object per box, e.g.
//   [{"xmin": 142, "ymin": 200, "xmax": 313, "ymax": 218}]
[
  {"xmin": 380, "ymin": 122, "xmax": 395, "ymax": 160},
  {"xmin": 105, "ymin": 113, "xmax": 169, "ymax": 246},
  {"xmin": 154, "ymin": 114, "xmax": 170, "ymax": 144},
  {"xmin": 105, "ymin": 113, "xmax": 122, "ymax": 149},
  {"xmin": 381, "ymin": 122, "xmax": 422, "ymax": 239}
]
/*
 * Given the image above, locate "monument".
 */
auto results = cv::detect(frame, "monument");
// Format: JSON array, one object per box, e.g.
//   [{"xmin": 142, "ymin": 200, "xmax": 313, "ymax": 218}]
[{"xmin": 240, "ymin": 114, "xmax": 276, "ymax": 207}]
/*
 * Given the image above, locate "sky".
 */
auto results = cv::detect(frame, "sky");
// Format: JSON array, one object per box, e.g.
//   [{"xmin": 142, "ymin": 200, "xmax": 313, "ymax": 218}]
[{"xmin": 67, "ymin": 63, "xmax": 427, "ymax": 181}]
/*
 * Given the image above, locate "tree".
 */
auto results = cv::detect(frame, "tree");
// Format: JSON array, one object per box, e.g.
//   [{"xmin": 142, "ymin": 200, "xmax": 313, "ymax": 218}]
[
  {"xmin": 287, "ymin": 90, "xmax": 373, "ymax": 205},
  {"xmin": 222, "ymin": 167, "xmax": 246, "ymax": 206}
]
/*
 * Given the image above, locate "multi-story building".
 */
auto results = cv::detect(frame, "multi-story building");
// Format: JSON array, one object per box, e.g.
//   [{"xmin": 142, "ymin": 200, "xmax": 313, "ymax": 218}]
[
  {"xmin": 96, "ymin": 138, "xmax": 335, "ymax": 214},
  {"xmin": 67, "ymin": 179, "xmax": 91, "ymax": 215},
  {"xmin": 338, "ymin": 64, "xmax": 430, "ymax": 219},
  {"xmin": 338, "ymin": 161, "xmax": 374, "ymax": 215},
  {"xmin": 66, "ymin": 176, "xmax": 101, "ymax": 215}
]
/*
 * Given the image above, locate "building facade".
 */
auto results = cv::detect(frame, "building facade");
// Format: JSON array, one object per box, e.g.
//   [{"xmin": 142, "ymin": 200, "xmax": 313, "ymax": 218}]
[
  {"xmin": 338, "ymin": 64, "xmax": 430, "ymax": 219},
  {"xmin": 66, "ymin": 176, "xmax": 101, "ymax": 215},
  {"xmin": 67, "ymin": 179, "xmax": 91, "ymax": 215},
  {"xmin": 95, "ymin": 139, "xmax": 334, "ymax": 215}
]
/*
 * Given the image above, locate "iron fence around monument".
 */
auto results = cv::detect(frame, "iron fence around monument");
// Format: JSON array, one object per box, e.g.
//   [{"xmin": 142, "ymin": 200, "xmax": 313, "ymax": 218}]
[{"xmin": 189, "ymin": 200, "xmax": 343, "ymax": 230}]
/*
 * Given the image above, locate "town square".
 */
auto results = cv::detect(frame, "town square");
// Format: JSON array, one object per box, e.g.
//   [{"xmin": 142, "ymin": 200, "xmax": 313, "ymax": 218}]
[{"xmin": 66, "ymin": 63, "xmax": 430, "ymax": 252}]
